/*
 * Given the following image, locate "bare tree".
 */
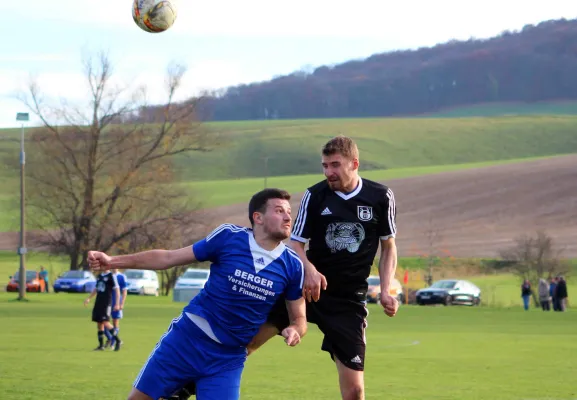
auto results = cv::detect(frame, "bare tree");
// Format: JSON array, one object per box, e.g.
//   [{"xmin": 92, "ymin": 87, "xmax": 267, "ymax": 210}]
[
  {"xmin": 499, "ymin": 230, "xmax": 570, "ymax": 284},
  {"xmin": 118, "ymin": 222, "xmax": 208, "ymax": 296},
  {"xmin": 421, "ymin": 216, "xmax": 443, "ymax": 286},
  {"xmin": 19, "ymin": 51, "xmax": 217, "ymax": 270}
]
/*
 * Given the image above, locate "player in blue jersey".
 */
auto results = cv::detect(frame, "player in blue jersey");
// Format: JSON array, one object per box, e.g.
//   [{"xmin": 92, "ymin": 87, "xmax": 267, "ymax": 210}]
[
  {"xmin": 87, "ymin": 188, "xmax": 306, "ymax": 400},
  {"xmin": 109, "ymin": 269, "xmax": 128, "ymax": 349}
]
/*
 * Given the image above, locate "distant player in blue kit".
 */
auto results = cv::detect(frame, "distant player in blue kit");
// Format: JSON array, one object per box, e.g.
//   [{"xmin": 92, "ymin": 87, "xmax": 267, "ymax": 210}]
[
  {"xmin": 87, "ymin": 188, "xmax": 307, "ymax": 400},
  {"xmin": 109, "ymin": 269, "xmax": 128, "ymax": 349}
]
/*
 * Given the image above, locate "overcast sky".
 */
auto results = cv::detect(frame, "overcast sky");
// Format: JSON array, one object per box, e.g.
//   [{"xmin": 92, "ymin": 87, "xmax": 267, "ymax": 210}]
[{"xmin": 1, "ymin": 0, "xmax": 575, "ymax": 128}]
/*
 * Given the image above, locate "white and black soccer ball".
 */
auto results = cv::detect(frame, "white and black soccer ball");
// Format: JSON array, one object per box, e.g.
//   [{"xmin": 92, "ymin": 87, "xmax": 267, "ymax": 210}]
[{"xmin": 132, "ymin": 0, "xmax": 178, "ymax": 33}]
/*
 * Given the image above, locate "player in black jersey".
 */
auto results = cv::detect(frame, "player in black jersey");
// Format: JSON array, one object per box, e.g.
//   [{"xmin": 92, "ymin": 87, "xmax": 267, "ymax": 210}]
[
  {"xmin": 84, "ymin": 269, "xmax": 122, "ymax": 351},
  {"xmin": 249, "ymin": 135, "xmax": 398, "ymax": 400},
  {"xmin": 169, "ymin": 136, "xmax": 398, "ymax": 399}
]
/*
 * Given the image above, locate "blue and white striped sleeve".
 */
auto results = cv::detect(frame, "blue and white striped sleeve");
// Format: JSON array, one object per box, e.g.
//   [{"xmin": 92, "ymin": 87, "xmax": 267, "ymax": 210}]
[{"xmin": 193, "ymin": 224, "xmax": 244, "ymax": 262}]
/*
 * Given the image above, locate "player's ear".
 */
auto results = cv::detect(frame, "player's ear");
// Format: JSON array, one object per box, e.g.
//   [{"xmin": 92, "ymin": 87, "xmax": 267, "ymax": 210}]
[
  {"xmin": 352, "ymin": 158, "xmax": 359, "ymax": 170},
  {"xmin": 253, "ymin": 211, "xmax": 264, "ymax": 226}
]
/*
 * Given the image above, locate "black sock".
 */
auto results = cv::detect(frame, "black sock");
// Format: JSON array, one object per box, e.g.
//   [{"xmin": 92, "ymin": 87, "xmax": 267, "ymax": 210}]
[{"xmin": 98, "ymin": 330, "xmax": 104, "ymax": 347}]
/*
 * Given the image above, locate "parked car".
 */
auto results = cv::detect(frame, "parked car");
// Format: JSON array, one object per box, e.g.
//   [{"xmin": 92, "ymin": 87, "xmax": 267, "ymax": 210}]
[
  {"xmin": 124, "ymin": 269, "xmax": 159, "ymax": 296},
  {"xmin": 416, "ymin": 279, "xmax": 481, "ymax": 306},
  {"xmin": 6, "ymin": 270, "xmax": 46, "ymax": 293},
  {"xmin": 174, "ymin": 268, "xmax": 210, "ymax": 290},
  {"xmin": 366, "ymin": 275, "xmax": 404, "ymax": 304},
  {"xmin": 53, "ymin": 270, "xmax": 96, "ymax": 293}
]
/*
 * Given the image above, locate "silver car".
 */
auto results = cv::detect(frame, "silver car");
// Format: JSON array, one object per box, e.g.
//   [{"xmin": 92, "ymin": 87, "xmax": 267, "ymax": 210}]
[{"xmin": 416, "ymin": 279, "xmax": 481, "ymax": 306}]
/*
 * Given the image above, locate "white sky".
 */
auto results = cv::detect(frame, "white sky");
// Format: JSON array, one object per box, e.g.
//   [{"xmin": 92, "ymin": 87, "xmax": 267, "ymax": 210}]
[{"xmin": 0, "ymin": 0, "xmax": 575, "ymax": 128}]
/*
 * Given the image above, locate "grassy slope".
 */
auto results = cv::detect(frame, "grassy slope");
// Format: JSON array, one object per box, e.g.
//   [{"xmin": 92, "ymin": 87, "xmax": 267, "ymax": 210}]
[
  {"xmin": 420, "ymin": 100, "xmax": 577, "ymax": 118},
  {"xmin": 3, "ymin": 115, "xmax": 577, "ymax": 182},
  {"xmin": 176, "ymin": 116, "xmax": 577, "ymax": 180}
]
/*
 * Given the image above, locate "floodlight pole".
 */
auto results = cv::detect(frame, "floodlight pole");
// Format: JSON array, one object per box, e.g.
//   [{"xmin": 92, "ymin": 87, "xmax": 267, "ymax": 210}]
[
  {"xmin": 16, "ymin": 113, "xmax": 29, "ymax": 301},
  {"xmin": 263, "ymin": 156, "xmax": 273, "ymax": 189}
]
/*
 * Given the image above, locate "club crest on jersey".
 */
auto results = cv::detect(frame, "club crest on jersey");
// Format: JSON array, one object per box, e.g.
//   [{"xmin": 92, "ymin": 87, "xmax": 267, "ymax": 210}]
[{"xmin": 357, "ymin": 206, "xmax": 373, "ymax": 221}]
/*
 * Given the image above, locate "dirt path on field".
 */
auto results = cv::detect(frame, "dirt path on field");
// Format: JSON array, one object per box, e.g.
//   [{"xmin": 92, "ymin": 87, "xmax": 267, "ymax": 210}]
[{"xmin": 1, "ymin": 154, "xmax": 576, "ymax": 258}]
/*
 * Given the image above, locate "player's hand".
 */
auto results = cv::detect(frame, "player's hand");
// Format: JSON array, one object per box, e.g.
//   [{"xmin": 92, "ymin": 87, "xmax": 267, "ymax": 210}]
[
  {"xmin": 83, "ymin": 298, "xmax": 90, "ymax": 307},
  {"xmin": 302, "ymin": 264, "xmax": 327, "ymax": 302},
  {"xmin": 87, "ymin": 250, "xmax": 112, "ymax": 272},
  {"xmin": 114, "ymin": 305, "xmax": 120, "ymax": 312},
  {"xmin": 281, "ymin": 327, "xmax": 301, "ymax": 346},
  {"xmin": 380, "ymin": 293, "xmax": 399, "ymax": 317}
]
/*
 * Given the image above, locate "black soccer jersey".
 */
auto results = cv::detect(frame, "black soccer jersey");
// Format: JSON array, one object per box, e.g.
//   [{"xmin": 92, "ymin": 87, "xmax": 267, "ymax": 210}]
[
  {"xmin": 291, "ymin": 178, "xmax": 397, "ymax": 296},
  {"xmin": 94, "ymin": 272, "xmax": 119, "ymax": 309}
]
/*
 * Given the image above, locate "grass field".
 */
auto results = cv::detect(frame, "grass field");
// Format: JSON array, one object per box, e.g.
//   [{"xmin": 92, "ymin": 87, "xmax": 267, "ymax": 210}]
[
  {"xmin": 1, "ymin": 293, "xmax": 575, "ymax": 400},
  {"xmin": 420, "ymin": 100, "xmax": 577, "ymax": 118}
]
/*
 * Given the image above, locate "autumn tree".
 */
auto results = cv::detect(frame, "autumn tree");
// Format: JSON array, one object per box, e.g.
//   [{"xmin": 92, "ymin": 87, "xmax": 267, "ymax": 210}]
[{"xmin": 19, "ymin": 51, "xmax": 217, "ymax": 270}]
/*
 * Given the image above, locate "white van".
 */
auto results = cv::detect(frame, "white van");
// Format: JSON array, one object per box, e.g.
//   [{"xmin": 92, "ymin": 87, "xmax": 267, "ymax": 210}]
[
  {"xmin": 124, "ymin": 269, "xmax": 160, "ymax": 296},
  {"xmin": 174, "ymin": 268, "xmax": 210, "ymax": 290}
]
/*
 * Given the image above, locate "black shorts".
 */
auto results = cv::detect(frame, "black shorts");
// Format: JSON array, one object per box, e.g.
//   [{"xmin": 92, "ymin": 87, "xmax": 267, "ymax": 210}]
[
  {"xmin": 267, "ymin": 292, "xmax": 368, "ymax": 371},
  {"xmin": 92, "ymin": 303, "xmax": 112, "ymax": 323}
]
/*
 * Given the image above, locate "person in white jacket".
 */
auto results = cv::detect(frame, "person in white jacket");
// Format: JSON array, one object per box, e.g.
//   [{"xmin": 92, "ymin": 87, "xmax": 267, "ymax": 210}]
[{"xmin": 538, "ymin": 278, "xmax": 551, "ymax": 311}]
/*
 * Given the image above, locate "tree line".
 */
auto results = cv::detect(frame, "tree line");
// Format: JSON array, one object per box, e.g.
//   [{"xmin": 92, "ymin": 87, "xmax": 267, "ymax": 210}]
[{"xmin": 129, "ymin": 18, "xmax": 577, "ymax": 123}]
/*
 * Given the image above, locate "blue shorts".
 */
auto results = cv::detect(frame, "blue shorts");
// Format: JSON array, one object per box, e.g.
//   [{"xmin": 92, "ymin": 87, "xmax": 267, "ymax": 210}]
[
  {"xmin": 111, "ymin": 309, "xmax": 123, "ymax": 320},
  {"xmin": 133, "ymin": 313, "xmax": 247, "ymax": 400}
]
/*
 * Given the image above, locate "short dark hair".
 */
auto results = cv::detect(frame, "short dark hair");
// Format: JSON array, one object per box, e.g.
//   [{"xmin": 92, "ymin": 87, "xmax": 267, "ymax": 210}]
[
  {"xmin": 322, "ymin": 135, "xmax": 359, "ymax": 160},
  {"xmin": 248, "ymin": 188, "xmax": 291, "ymax": 226}
]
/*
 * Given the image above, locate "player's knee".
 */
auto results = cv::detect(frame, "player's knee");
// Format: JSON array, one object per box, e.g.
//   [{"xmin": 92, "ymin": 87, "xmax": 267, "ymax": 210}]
[
  {"xmin": 342, "ymin": 385, "xmax": 364, "ymax": 400},
  {"xmin": 127, "ymin": 388, "xmax": 153, "ymax": 400}
]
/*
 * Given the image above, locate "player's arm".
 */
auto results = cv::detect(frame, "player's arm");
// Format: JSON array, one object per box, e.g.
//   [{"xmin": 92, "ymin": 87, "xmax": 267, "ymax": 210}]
[
  {"xmin": 88, "ymin": 246, "xmax": 197, "ymax": 272},
  {"xmin": 282, "ymin": 297, "xmax": 307, "ymax": 346},
  {"xmin": 378, "ymin": 187, "xmax": 398, "ymax": 317},
  {"xmin": 111, "ymin": 273, "xmax": 121, "ymax": 310},
  {"xmin": 111, "ymin": 247, "xmax": 196, "ymax": 270},
  {"xmin": 289, "ymin": 241, "xmax": 327, "ymax": 302},
  {"xmin": 120, "ymin": 287, "xmax": 128, "ymax": 309},
  {"xmin": 290, "ymin": 190, "xmax": 327, "ymax": 301},
  {"xmin": 83, "ymin": 287, "xmax": 96, "ymax": 307},
  {"xmin": 379, "ymin": 237, "xmax": 398, "ymax": 298}
]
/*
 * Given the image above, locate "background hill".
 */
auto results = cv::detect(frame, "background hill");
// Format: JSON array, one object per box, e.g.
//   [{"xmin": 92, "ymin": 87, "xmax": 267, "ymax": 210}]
[
  {"xmin": 158, "ymin": 18, "xmax": 577, "ymax": 121},
  {"xmin": 2, "ymin": 116, "xmax": 577, "ymax": 182}
]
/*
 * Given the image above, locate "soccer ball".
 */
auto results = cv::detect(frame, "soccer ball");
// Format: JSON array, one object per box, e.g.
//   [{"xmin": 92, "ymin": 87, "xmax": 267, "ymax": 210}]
[{"xmin": 132, "ymin": 0, "xmax": 178, "ymax": 33}]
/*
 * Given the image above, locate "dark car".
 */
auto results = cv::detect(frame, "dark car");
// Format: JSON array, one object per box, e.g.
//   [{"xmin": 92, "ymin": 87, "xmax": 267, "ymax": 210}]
[{"xmin": 416, "ymin": 279, "xmax": 481, "ymax": 306}]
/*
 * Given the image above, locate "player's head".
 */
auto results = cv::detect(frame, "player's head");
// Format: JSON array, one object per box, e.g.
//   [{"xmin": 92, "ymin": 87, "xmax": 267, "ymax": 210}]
[
  {"xmin": 321, "ymin": 135, "xmax": 360, "ymax": 192},
  {"xmin": 248, "ymin": 188, "xmax": 292, "ymax": 241}
]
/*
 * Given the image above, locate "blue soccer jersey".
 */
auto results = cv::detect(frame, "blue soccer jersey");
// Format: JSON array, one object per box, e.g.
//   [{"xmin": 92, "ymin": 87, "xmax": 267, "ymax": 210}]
[
  {"xmin": 112, "ymin": 273, "xmax": 128, "ymax": 306},
  {"xmin": 183, "ymin": 224, "xmax": 304, "ymax": 347}
]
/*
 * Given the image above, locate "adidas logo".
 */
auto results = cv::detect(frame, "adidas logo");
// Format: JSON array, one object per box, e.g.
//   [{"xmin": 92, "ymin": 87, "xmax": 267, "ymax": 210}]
[
  {"xmin": 351, "ymin": 355, "xmax": 362, "ymax": 363},
  {"xmin": 321, "ymin": 207, "xmax": 332, "ymax": 215},
  {"xmin": 255, "ymin": 257, "xmax": 265, "ymax": 265}
]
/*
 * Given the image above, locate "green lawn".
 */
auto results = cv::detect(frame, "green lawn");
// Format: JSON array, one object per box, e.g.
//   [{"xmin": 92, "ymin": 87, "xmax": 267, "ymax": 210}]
[
  {"xmin": 179, "ymin": 155, "xmax": 557, "ymax": 208},
  {"xmin": 421, "ymin": 100, "xmax": 577, "ymax": 118},
  {"xmin": 0, "ymin": 293, "xmax": 575, "ymax": 400}
]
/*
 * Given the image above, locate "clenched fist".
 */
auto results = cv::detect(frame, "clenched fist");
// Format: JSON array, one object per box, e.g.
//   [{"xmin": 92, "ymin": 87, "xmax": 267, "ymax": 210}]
[
  {"xmin": 380, "ymin": 293, "xmax": 399, "ymax": 317},
  {"xmin": 281, "ymin": 327, "xmax": 301, "ymax": 347},
  {"xmin": 87, "ymin": 251, "xmax": 112, "ymax": 272}
]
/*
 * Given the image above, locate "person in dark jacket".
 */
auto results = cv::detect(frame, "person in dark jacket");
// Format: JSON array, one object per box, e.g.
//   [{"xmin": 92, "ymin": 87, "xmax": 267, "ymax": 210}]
[
  {"xmin": 521, "ymin": 279, "xmax": 532, "ymax": 311},
  {"xmin": 556, "ymin": 276, "xmax": 568, "ymax": 312},
  {"xmin": 550, "ymin": 277, "xmax": 560, "ymax": 311}
]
